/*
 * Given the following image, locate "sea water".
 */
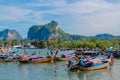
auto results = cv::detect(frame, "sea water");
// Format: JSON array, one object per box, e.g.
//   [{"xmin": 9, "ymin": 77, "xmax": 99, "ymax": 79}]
[{"xmin": 0, "ymin": 49, "xmax": 119, "ymax": 80}]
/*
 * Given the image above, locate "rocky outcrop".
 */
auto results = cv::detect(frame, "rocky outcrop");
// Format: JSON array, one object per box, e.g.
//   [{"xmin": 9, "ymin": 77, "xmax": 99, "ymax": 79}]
[
  {"xmin": 28, "ymin": 20, "xmax": 63, "ymax": 40},
  {"xmin": 0, "ymin": 29, "xmax": 22, "ymax": 41},
  {"xmin": 28, "ymin": 20, "xmax": 89, "ymax": 41},
  {"xmin": 28, "ymin": 20, "xmax": 118, "ymax": 41}
]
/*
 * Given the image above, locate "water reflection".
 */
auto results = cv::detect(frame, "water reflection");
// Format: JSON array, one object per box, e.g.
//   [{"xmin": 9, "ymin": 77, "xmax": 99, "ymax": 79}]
[
  {"xmin": 17, "ymin": 61, "xmax": 115, "ymax": 80},
  {"xmin": 6, "ymin": 49, "xmax": 118, "ymax": 79},
  {"xmin": 18, "ymin": 64, "xmax": 24, "ymax": 71},
  {"xmin": 1, "ymin": 48, "xmax": 120, "ymax": 80},
  {"xmin": 67, "ymin": 69, "xmax": 114, "ymax": 80}
]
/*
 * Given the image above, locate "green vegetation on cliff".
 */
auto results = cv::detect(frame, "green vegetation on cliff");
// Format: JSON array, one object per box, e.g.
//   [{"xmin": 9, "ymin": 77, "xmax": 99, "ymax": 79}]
[{"xmin": 28, "ymin": 20, "xmax": 88, "ymax": 41}]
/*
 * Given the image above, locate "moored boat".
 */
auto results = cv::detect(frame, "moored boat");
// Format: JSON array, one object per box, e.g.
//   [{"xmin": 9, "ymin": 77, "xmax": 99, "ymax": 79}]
[
  {"xmin": 56, "ymin": 53, "xmax": 75, "ymax": 61},
  {"xmin": 2, "ymin": 59, "xmax": 18, "ymax": 62},
  {"xmin": 57, "ymin": 57, "xmax": 75, "ymax": 61},
  {"xmin": 19, "ymin": 57, "xmax": 54, "ymax": 64},
  {"xmin": 69, "ymin": 60, "xmax": 110, "ymax": 71},
  {"xmin": 68, "ymin": 54, "xmax": 113, "ymax": 71}
]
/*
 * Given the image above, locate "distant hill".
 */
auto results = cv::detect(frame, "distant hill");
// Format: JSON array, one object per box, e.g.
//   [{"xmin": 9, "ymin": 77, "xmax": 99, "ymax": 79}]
[
  {"xmin": 28, "ymin": 20, "xmax": 120, "ymax": 41},
  {"xmin": 0, "ymin": 29, "xmax": 22, "ymax": 41},
  {"xmin": 94, "ymin": 33, "xmax": 117, "ymax": 39}
]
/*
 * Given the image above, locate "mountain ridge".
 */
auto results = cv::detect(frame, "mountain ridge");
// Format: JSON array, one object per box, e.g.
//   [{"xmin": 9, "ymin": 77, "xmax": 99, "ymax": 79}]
[
  {"xmin": 27, "ymin": 20, "xmax": 119, "ymax": 41},
  {"xmin": 0, "ymin": 29, "xmax": 22, "ymax": 41},
  {"xmin": 0, "ymin": 21, "xmax": 119, "ymax": 41}
]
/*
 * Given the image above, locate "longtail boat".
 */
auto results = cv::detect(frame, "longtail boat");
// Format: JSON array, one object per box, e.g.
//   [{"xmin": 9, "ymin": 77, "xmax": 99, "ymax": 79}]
[
  {"xmin": 3, "ymin": 59, "xmax": 18, "ymax": 62},
  {"xmin": 69, "ymin": 60, "xmax": 110, "ymax": 71},
  {"xmin": 0, "ymin": 59, "xmax": 18, "ymax": 62},
  {"xmin": 19, "ymin": 57, "xmax": 54, "ymax": 64},
  {"xmin": 56, "ymin": 53, "xmax": 75, "ymax": 61},
  {"xmin": 68, "ymin": 54, "xmax": 113, "ymax": 71},
  {"xmin": 57, "ymin": 57, "xmax": 75, "ymax": 61},
  {"xmin": 0, "ymin": 56, "xmax": 18, "ymax": 62}
]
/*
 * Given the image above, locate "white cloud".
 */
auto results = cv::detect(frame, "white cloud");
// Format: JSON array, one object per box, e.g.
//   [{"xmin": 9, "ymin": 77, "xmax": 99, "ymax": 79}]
[
  {"xmin": 58, "ymin": 0, "xmax": 120, "ymax": 35},
  {"xmin": 26, "ymin": 0, "xmax": 120, "ymax": 35},
  {"xmin": 26, "ymin": 0, "xmax": 113, "ymax": 14},
  {"xmin": 0, "ymin": 0, "xmax": 120, "ymax": 37},
  {"xmin": 0, "ymin": 6, "xmax": 30, "ymax": 21},
  {"xmin": 0, "ymin": 6, "xmax": 43, "ymax": 23}
]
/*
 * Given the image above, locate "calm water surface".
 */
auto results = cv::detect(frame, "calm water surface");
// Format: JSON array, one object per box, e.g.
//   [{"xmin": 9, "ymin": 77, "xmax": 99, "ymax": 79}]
[{"xmin": 0, "ymin": 49, "xmax": 120, "ymax": 80}]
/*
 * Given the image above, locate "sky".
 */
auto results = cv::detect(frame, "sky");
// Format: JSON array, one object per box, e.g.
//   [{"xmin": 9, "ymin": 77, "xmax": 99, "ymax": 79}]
[{"xmin": 0, "ymin": 0, "xmax": 120, "ymax": 38}]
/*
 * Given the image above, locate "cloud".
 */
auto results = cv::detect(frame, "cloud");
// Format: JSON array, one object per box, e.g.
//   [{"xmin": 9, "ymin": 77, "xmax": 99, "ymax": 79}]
[
  {"xmin": 56, "ymin": 0, "xmax": 120, "ymax": 36},
  {"xmin": 0, "ymin": 0, "xmax": 120, "ymax": 37},
  {"xmin": 26, "ymin": 0, "xmax": 112, "ymax": 14},
  {"xmin": 0, "ymin": 6, "xmax": 30, "ymax": 21},
  {"xmin": 0, "ymin": 5, "xmax": 43, "ymax": 23}
]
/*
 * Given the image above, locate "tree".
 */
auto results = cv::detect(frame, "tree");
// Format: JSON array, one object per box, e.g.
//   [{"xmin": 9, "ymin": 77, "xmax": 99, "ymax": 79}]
[
  {"xmin": 11, "ymin": 39, "xmax": 19, "ymax": 46},
  {"xmin": 98, "ymin": 40, "xmax": 110, "ymax": 49}
]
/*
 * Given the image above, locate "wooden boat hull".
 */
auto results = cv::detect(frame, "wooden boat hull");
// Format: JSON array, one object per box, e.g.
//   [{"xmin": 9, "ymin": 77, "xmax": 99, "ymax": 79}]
[
  {"xmin": 69, "ymin": 62, "xmax": 110, "ymax": 71},
  {"xmin": 79, "ymin": 62, "xmax": 109, "ymax": 71},
  {"xmin": 4, "ymin": 59, "xmax": 18, "ymax": 62},
  {"xmin": 0, "ymin": 59, "xmax": 18, "ymax": 62},
  {"xmin": 19, "ymin": 58, "xmax": 54, "ymax": 64},
  {"xmin": 57, "ymin": 57, "xmax": 75, "ymax": 61}
]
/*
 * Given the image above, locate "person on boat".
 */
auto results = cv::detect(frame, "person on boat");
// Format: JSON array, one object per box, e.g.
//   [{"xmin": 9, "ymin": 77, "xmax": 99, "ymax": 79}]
[
  {"xmin": 74, "ymin": 51, "xmax": 79, "ymax": 62},
  {"xmin": 24, "ymin": 49, "xmax": 27, "ymax": 54},
  {"xmin": 110, "ymin": 53, "xmax": 114, "ymax": 62},
  {"xmin": 81, "ymin": 52, "xmax": 85, "ymax": 58},
  {"xmin": 74, "ymin": 51, "xmax": 78, "ymax": 57}
]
